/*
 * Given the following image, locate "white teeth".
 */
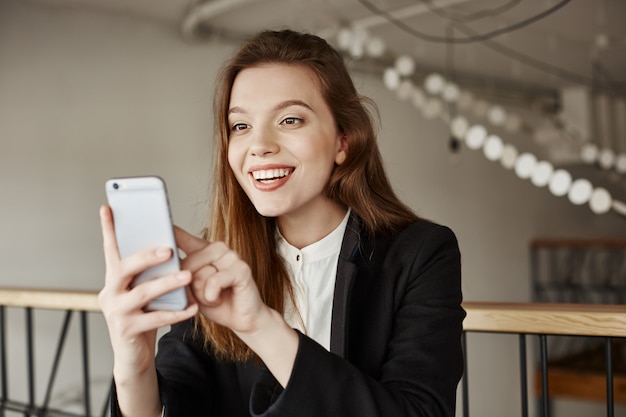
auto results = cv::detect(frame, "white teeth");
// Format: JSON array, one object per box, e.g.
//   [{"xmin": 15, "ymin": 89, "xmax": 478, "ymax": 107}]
[{"xmin": 252, "ymin": 168, "xmax": 292, "ymax": 181}]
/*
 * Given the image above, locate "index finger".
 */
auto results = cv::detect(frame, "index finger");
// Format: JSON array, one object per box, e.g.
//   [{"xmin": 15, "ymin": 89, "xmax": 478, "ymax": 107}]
[
  {"xmin": 100, "ymin": 205, "xmax": 121, "ymax": 266},
  {"xmin": 174, "ymin": 226, "xmax": 209, "ymax": 255}
]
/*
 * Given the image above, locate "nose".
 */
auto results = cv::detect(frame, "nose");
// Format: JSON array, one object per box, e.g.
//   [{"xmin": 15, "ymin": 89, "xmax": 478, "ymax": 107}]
[{"xmin": 249, "ymin": 125, "xmax": 279, "ymax": 157}]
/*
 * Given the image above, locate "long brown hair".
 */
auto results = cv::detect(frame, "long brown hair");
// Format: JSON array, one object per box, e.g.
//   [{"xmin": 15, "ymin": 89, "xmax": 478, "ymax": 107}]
[{"xmin": 199, "ymin": 29, "xmax": 418, "ymax": 361}]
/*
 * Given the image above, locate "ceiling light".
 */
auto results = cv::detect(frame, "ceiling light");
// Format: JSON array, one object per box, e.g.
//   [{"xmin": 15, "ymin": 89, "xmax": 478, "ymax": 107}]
[
  {"xmin": 501, "ymin": 144, "xmax": 518, "ymax": 170},
  {"xmin": 383, "ymin": 67, "xmax": 400, "ymax": 91},
  {"xmin": 396, "ymin": 80, "xmax": 414, "ymax": 101},
  {"xmin": 337, "ymin": 27, "xmax": 353, "ymax": 50},
  {"xmin": 580, "ymin": 143, "xmax": 599, "ymax": 164},
  {"xmin": 422, "ymin": 98, "xmax": 443, "ymax": 119},
  {"xmin": 615, "ymin": 153, "xmax": 626, "ymax": 174},
  {"xmin": 450, "ymin": 116, "xmax": 469, "ymax": 139},
  {"xmin": 487, "ymin": 105, "xmax": 507, "ymax": 126},
  {"xmin": 424, "ymin": 73, "xmax": 445, "ymax": 95},
  {"xmin": 548, "ymin": 169, "xmax": 572, "ymax": 197},
  {"xmin": 395, "ymin": 55, "xmax": 415, "ymax": 76},
  {"xmin": 442, "ymin": 83, "xmax": 461, "ymax": 103},
  {"xmin": 598, "ymin": 148, "xmax": 615, "ymax": 170},
  {"xmin": 349, "ymin": 42, "xmax": 365, "ymax": 58},
  {"xmin": 589, "ymin": 188, "xmax": 612, "ymax": 214},
  {"xmin": 568, "ymin": 179, "xmax": 593, "ymax": 205},
  {"xmin": 365, "ymin": 36, "xmax": 386, "ymax": 57},
  {"xmin": 530, "ymin": 161, "xmax": 554, "ymax": 187},
  {"xmin": 514, "ymin": 153, "xmax": 537, "ymax": 179},
  {"xmin": 465, "ymin": 125, "xmax": 488, "ymax": 149},
  {"xmin": 483, "ymin": 135, "xmax": 504, "ymax": 161},
  {"xmin": 504, "ymin": 113, "xmax": 522, "ymax": 133},
  {"xmin": 457, "ymin": 91, "xmax": 474, "ymax": 110}
]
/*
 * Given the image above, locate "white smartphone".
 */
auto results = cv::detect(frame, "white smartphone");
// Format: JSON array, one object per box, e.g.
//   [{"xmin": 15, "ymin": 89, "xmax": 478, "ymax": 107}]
[{"xmin": 105, "ymin": 176, "xmax": 188, "ymax": 311}]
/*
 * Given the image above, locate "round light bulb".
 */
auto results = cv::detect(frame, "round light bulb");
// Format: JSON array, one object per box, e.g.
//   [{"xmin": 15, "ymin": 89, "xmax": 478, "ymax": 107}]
[
  {"xmin": 395, "ymin": 55, "xmax": 416, "ymax": 76},
  {"xmin": 337, "ymin": 28, "xmax": 353, "ymax": 51},
  {"xmin": 504, "ymin": 113, "xmax": 522, "ymax": 133},
  {"xmin": 465, "ymin": 124, "xmax": 488, "ymax": 150},
  {"xmin": 365, "ymin": 36, "xmax": 386, "ymax": 57},
  {"xmin": 530, "ymin": 161, "xmax": 554, "ymax": 187},
  {"xmin": 483, "ymin": 135, "xmax": 504, "ymax": 161},
  {"xmin": 396, "ymin": 80, "xmax": 414, "ymax": 101},
  {"xmin": 487, "ymin": 105, "xmax": 507, "ymax": 126},
  {"xmin": 615, "ymin": 153, "xmax": 626, "ymax": 174},
  {"xmin": 598, "ymin": 148, "xmax": 615, "ymax": 170},
  {"xmin": 424, "ymin": 73, "xmax": 445, "ymax": 95},
  {"xmin": 383, "ymin": 68, "xmax": 400, "ymax": 91},
  {"xmin": 501, "ymin": 144, "xmax": 518, "ymax": 169},
  {"xmin": 349, "ymin": 41, "xmax": 364, "ymax": 58},
  {"xmin": 514, "ymin": 153, "xmax": 537, "ymax": 179},
  {"xmin": 450, "ymin": 116, "xmax": 469, "ymax": 140},
  {"xmin": 589, "ymin": 188, "xmax": 612, "ymax": 214},
  {"xmin": 568, "ymin": 178, "xmax": 593, "ymax": 205},
  {"xmin": 457, "ymin": 91, "xmax": 474, "ymax": 110},
  {"xmin": 549, "ymin": 169, "xmax": 572, "ymax": 197},
  {"xmin": 580, "ymin": 143, "xmax": 599, "ymax": 164},
  {"xmin": 442, "ymin": 83, "xmax": 460, "ymax": 103},
  {"xmin": 422, "ymin": 97, "xmax": 443, "ymax": 119}
]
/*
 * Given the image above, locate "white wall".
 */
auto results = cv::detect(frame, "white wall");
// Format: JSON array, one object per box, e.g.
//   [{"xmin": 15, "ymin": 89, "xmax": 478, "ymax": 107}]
[{"xmin": 0, "ymin": 1, "xmax": 623, "ymax": 416}]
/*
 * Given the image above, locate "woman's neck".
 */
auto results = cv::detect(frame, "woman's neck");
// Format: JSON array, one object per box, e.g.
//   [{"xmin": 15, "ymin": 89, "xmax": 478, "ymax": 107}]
[{"xmin": 277, "ymin": 202, "xmax": 348, "ymax": 249}]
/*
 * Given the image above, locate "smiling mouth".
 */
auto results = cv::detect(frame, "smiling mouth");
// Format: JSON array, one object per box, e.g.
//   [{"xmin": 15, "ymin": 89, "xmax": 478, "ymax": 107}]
[{"xmin": 251, "ymin": 168, "xmax": 294, "ymax": 183}]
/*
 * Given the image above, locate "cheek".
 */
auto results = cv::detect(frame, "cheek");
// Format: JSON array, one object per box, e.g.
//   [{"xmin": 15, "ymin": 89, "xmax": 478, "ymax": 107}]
[{"xmin": 227, "ymin": 143, "xmax": 241, "ymax": 173}]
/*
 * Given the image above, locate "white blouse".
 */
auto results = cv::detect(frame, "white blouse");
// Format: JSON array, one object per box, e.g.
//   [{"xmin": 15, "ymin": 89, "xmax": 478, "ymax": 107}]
[{"xmin": 277, "ymin": 209, "xmax": 351, "ymax": 351}]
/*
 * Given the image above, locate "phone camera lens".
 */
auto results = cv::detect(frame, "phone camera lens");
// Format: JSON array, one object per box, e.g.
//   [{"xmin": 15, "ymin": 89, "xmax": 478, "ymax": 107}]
[{"xmin": 113, "ymin": 183, "xmax": 119, "ymax": 190}]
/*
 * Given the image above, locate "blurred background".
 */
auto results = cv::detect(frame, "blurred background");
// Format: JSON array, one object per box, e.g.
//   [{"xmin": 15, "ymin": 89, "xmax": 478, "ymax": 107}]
[{"xmin": 1, "ymin": 0, "xmax": 625, "ymax": 416}]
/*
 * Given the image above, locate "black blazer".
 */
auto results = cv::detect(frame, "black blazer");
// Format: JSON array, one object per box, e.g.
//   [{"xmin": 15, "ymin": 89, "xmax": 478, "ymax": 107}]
[{"xmin": 111, "ymin": 214, "xmax": 465, "ymax": 417}]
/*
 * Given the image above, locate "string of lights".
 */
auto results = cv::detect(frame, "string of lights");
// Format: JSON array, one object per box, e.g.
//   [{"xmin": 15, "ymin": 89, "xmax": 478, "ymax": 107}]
[
  {"xmin": 332, "ymin": 28, "xmax": 626, "ymax": 217},
  {"xmin": 355, "ymin": 0, "xmax": 626, "ymax": 93}
]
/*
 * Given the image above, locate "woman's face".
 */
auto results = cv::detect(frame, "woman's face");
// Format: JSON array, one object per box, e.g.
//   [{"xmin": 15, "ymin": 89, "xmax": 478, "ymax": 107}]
[{"xmin": 227, "ymin": 64, "xmax": 347, "ymax": 222}]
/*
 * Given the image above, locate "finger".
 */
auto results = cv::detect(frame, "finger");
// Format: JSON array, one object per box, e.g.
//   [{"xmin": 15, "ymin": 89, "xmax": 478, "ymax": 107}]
[
  {"xmin": 189, "ymin": 263, "xmax": 214, "ymax": 301},
  {"xmin": 100, "ymin": 205, "xmax": 121, "ymax": 267},
  {"xmin": 208, "ymin": 250, "xmax": 239, "ymax": 275},
  {"xmin": 123, "ymin": 302, "xmax": 199, "ymax": 336},
  {"xmin": 181, "ymin": 241, "xmax": 230, "ymax": 274},
  {"xmin": 126, "ymin": 270, "xmax": 192, "ymax": 311},
  {"xmin": 174, "ymin": 226, "xmax": 210, "ymax": 255}
]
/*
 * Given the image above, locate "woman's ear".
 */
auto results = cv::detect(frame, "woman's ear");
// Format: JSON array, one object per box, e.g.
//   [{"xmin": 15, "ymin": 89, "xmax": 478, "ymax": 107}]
[{"xmin": 335, "ymin": 135, "xmax": 348, "ymax": 165}]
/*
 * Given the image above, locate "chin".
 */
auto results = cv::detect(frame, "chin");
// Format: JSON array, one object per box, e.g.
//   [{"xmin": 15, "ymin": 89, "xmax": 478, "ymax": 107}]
[{"xmin": 252, "ymin": 203, "xmax": 288, "ymax": 218}]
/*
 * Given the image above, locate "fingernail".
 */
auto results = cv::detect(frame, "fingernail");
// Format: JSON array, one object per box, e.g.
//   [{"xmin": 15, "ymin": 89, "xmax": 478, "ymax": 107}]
[{"xmin": 156, "ymin": 248, "xmax": 171, "ymax": 258}]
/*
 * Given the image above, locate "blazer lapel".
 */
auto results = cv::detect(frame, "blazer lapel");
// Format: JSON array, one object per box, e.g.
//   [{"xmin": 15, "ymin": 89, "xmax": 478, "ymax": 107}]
[{"xmin": 330, "ymin": 212, "xmax": 361, "ymax": 358}]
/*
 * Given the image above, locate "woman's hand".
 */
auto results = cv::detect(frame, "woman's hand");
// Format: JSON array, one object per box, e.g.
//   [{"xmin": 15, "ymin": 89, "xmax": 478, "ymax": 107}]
[
  {"xmin": 175, "ymin": 227, "xmax": 300, "ymax": 387},
  {"xmin": 175, "ymin": 227, "xmax": 267, "ymax": 334},
  {"xmin": 98, "ymin": 205, "xmax": 198, "ymax": 382}
]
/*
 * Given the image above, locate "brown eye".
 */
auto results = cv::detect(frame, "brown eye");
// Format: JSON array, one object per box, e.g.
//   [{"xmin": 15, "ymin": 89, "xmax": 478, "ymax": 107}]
[
  {"xmin": 281, "ymin": 117, "xmax": 303, "ymax": 126},
  {"xmin": 231, "ymin": 123, "xmax": 248, "ymax": 132}
]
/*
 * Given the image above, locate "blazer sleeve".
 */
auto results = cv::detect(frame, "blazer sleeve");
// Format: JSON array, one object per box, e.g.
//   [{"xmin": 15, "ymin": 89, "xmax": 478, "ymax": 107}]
[
  {"xmin": 249, "ymin": 223, "xmax": 465, "ymax": 417},
  {"xmin": 107, "ymin": 320, "xmax": 221, "ymax": 417}
]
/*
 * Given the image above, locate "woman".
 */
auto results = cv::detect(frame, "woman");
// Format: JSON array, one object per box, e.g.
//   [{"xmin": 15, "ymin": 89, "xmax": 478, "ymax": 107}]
[{"xmin": 99, "ymin": 29, "xmax": 465, "ymax": 417}]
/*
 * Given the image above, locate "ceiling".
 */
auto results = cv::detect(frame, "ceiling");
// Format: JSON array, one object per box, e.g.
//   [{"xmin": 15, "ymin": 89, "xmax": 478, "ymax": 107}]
[{"xmin": 28, "ymin": 0, "xmax": 626, "ymax": 98}]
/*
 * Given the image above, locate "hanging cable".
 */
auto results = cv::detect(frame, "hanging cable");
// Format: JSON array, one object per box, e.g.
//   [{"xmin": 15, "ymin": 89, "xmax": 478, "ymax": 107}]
[
  {"xmin": 424, "ymin": 0, "xmax": 522, "ymax": 23},
  {"xmin": 356, "ymin": 0, "xmax": 626, "ymax": 93},
  {"xmin": 452, "ymin": 22, "xmax": 626, "ymax": 93},
  {"xmin": 356, "ymin": 0, "xmax": 571, "ymax": 44}
]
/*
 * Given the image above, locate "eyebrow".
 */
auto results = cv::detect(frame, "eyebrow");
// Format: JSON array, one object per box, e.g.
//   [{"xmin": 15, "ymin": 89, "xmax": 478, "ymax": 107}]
[{"xmin": 228, "ymin": 99, "xmax": 314, "ymax": 116}]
